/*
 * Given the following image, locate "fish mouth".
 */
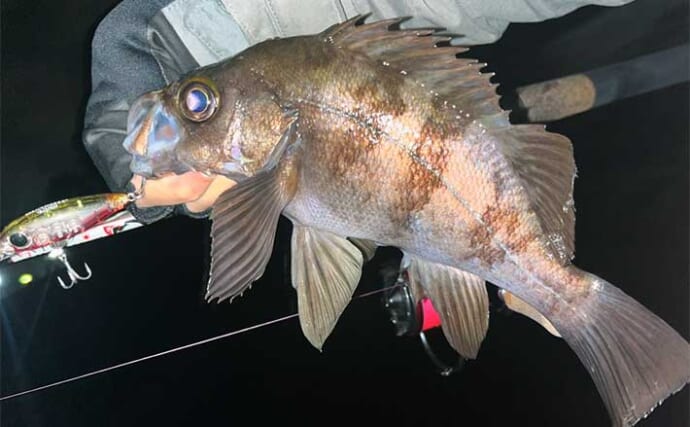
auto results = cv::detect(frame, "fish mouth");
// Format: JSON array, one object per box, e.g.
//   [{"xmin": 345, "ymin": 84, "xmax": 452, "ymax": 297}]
[{"xmin": 123, "ymin": 92, "xmax": 193, "ymax": 179}]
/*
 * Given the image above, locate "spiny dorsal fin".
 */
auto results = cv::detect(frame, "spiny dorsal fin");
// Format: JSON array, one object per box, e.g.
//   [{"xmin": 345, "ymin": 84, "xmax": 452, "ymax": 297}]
[
  {"xmin": 324, "ymin": 16, "xmax": 503, "ymax": 121},
  {"xmin": 324, "ymin": 16, "xmax": 576, "ymax": 263}
]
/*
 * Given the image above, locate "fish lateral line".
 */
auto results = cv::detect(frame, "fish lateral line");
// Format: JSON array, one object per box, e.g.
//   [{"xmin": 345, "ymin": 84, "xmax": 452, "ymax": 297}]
[{"xmin": 292, "ymin": 96, "xmax": 561, "ymax": 305}]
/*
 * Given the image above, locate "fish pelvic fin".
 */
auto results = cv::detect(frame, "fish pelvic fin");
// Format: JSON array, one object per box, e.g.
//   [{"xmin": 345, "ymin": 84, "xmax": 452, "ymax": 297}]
[
  {"xmin": 405, "ymin": 255, "xmax": 490, "ymax": 359},
  {"xmin": 348, "ymin": 238, "xmax": 378, "ymax": 262},
  {"xmin": 292, "ymin": 226, "xmax": 363, "ymax": 350},
  {"xmin": 546, "ymin": 269, "xmax": 690, "ymax": 426}
]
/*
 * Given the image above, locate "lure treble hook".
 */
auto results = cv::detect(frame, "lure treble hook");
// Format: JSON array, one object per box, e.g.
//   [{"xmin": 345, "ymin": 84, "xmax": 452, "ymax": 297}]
[{"xmin": 49, "ymin": 248, "xmax": 92, "ymax": 289}]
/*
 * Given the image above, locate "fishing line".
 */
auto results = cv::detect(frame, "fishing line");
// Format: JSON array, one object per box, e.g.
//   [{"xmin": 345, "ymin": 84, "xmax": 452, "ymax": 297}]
[{"xmin": 0, "ymin": 285, "xmax": 398, "ymax": 402}]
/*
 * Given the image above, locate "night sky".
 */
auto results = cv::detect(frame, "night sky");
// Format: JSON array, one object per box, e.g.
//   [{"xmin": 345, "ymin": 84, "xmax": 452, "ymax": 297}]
[{"xmin": 1, "ymin": 1, "xmax": 688, "ymax": 426}]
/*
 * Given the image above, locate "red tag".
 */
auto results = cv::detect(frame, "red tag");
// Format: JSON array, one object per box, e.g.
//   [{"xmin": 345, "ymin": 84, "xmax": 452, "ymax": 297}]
[{"xmin": 420, "ymin": 297, "xmax": 442, "ymax": 331}]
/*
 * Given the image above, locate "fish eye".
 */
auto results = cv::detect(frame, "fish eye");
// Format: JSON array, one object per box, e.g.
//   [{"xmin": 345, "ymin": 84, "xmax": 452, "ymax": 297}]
[
  {"xmin": 9, "ymin": 232, "xmax": 30, "ymax": 249},
  {"xmin": 180, "ymin": 82, "xmax": 218, "ymax": 122},
  {"xmin": 187, "ymin": 89, "xmax": 209, "ymax": 113}
]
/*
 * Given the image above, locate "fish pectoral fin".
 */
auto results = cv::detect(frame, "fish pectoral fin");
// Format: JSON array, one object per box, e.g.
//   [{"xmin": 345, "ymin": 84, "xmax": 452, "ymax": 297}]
[
  {"xmin": 261, "ymin": 107, "xmax": 300, "ymax": 172},
  {"xmin": 348, "ymin": 238, "xmax": 378, "ymax": 262},
  {"xmin": 292, "ymin": 226, "xmax": 364, "ymax": 350},
  {"xmin": 499, "ymin": 290, "xmax": 561, "ymax": 337},
  {"xmin": 206, "ymin": 167, "xmax": 290, "ymax": 303},
  {"xmin": 407, "ymin": 256, "xmax": 489, "ymax": 359}
]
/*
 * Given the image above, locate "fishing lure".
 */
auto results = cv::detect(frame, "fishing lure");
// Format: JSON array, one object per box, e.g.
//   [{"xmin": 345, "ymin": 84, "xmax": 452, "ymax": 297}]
[{"xmin": 0, "ymin": 193, "xmax": 142, "ymax": 288}]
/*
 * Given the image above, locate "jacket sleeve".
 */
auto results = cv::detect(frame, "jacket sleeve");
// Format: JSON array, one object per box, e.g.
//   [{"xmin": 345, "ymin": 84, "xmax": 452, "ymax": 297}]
[
  {"xmin": 82, "ymin": 0, "xmax": 202, "ymax": 223},
  {"xmin": 220, "ymin": 0, "xmax": 633, "ymax": 45}
]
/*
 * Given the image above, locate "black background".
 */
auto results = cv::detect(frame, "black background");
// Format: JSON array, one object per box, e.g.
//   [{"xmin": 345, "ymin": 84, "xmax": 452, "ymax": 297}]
[{"xmin": 0, "ymin": 0, "xmax": 688, "ymax": 426}]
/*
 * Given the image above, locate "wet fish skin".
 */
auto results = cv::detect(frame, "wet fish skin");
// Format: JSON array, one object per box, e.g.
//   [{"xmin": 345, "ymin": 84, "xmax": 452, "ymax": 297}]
[{"xmin": 123, "ymin": 17, "xmax": 689, "ymax": 427}]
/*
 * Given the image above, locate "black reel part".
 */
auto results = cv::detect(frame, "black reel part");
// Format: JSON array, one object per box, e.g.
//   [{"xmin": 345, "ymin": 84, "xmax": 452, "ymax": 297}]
[
  {"xmin": 419, "ymin": 330, "xmax": 465, "ymax": 377},
  {"xmin": 382, "ymin": 276, "xmax": 419, "ymax": 336},
  {"xmin": 382, "ymin": 271, "xmax": 465, "ymax": 376}
]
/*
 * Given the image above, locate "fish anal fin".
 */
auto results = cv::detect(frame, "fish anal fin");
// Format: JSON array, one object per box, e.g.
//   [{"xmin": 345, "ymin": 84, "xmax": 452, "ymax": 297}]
[
  {"xmin": 499, "ymin": 290, "xmax": 561, "ymax": 337},
  {"xmin": 292, "ymin": 226, "xmax": 364, "ymax": 350},
  {"xmin": 206, "ymin": 167, "xmax": 291, "ymax": 303},
  {"xmin": 406, "ymin": 255, "xmax": 489, "ymax": 359}
]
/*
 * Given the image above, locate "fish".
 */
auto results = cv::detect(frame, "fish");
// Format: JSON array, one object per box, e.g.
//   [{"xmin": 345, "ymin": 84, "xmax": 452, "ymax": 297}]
[
  {"xmin": 121, "ymin": 16, "xmax": 689, "ymax": 427},
  {"xmin": 498, "ymin": 289, "xmax": 561, "ymax": 337}
]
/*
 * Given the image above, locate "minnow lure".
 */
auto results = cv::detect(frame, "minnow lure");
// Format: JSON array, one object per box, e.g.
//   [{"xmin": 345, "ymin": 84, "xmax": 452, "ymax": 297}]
[{"xmin": 0, "ymin": 193, "xmax": 142, "ymax": 288}]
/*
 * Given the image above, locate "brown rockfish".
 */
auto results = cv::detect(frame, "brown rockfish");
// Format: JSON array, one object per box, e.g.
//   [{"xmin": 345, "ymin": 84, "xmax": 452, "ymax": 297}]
[{"xmin": 122, "ymin": 16, "xmax": 689, "ymax": 427}]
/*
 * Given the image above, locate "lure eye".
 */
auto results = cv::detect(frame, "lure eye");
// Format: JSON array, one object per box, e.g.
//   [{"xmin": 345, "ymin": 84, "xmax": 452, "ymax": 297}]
[
  {"xmin": 9, "ymin": 232, "xmax": 30, "ymax": 249},
  {"xmin": 180, "ymin": 82, "xmax": 217, "ymax": 122}
]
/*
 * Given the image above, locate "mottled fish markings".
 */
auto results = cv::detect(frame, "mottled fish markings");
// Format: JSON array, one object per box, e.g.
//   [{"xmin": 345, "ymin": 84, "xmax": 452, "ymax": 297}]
[
  {"xmin": 393, "ymin": 113, "xmax": 453, "ymax": 228},
  {"xmin": 123, "ymin": 16, "xmax": 690, "ymax": 427},
  {"xmin": 350, "ymin": 67, "xmax": 406, "ymax": 116}
]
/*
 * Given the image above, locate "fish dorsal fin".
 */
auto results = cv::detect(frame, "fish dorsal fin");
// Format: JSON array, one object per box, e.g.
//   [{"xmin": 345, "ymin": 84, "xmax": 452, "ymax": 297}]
[
  {"xmin": 491, "ymin": 124, "xmax": 576, "ymax": 263},
  {"xmin": 406, "ymin": 255, "xmax": 489, "ymax": 359},
  {"xmin": 324, "ymin": 16, "xmax": 504, "ymax": 121},
  {"xmin": 325, "ymin": 16, "xmax": 576, "ymax": 263},
  {"xmin": 206, "ymin": 167, "xmax": 291, "ymax": 303},
  {"xmin": 292, "ymin": 226, "xmax": 363, "ymax": 350}
]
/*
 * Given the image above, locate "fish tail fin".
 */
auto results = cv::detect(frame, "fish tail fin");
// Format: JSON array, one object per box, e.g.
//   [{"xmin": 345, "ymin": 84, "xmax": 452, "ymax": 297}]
[{"xmin": 549, "ymin": 270, "xmax": 689, "ymax": 426}]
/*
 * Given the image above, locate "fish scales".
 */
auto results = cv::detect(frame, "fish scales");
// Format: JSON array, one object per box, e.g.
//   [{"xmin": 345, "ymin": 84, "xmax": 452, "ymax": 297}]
[
  {"xmin": 246, "ymin": 34, "xmax": 556, "ymax": 293},
  {"xmin": 122, "ymin": 16, "xmax": 689, "ymax": 427}
]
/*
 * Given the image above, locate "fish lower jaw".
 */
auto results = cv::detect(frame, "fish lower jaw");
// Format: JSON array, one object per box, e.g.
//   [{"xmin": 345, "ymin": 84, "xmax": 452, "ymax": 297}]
[{"xmin": 129, "ymin": 157, "xmax": 154, "ymax": 178}]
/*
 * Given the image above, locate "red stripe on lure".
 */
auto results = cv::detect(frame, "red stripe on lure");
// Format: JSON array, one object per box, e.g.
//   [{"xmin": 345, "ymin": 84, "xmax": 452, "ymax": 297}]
[{"xmin": 0, "ymin": 193, "xmax": 133, "ymax": 264}]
